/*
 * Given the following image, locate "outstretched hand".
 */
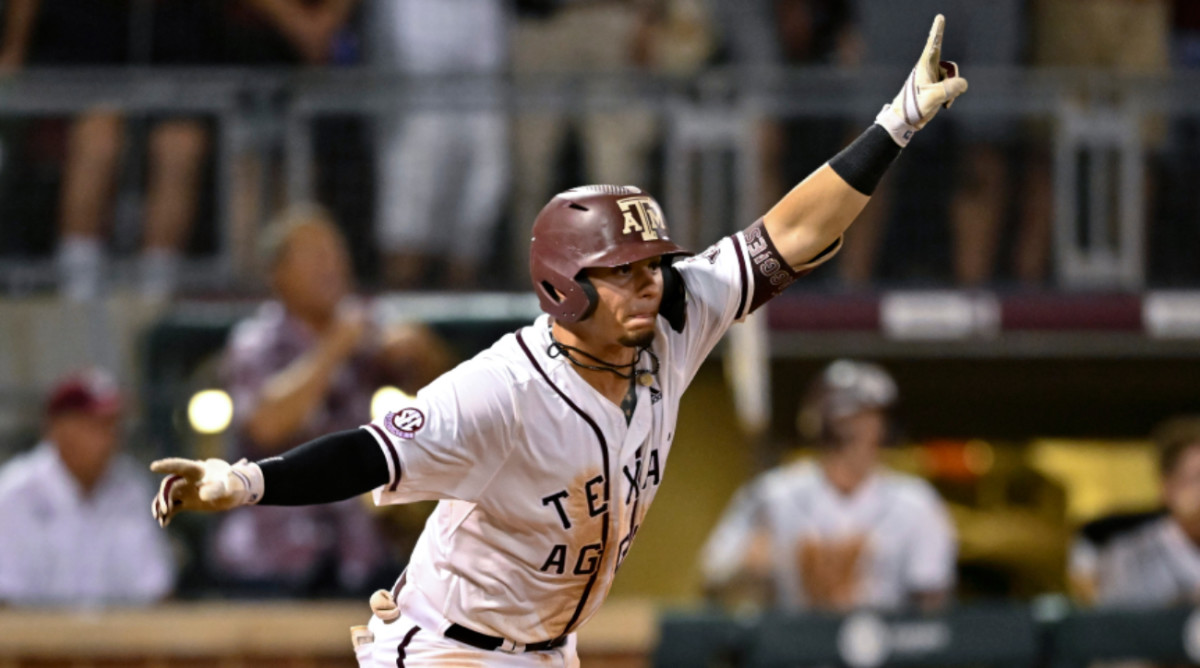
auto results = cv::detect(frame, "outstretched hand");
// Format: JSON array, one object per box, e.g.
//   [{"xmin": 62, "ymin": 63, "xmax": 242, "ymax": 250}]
[
  {"xmin": 150, "ymin": 457, "xmax": 263, "ymax": 527},
  {"xmin": 876, "ymin": 14, "xmax": 969, "ymax": 146}
]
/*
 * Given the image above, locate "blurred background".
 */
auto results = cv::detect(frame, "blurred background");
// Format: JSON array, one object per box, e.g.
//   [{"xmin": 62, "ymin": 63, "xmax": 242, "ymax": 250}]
[{"xmin": 2, "ymin": 0, "xmax": 1200, "ymax": 666}]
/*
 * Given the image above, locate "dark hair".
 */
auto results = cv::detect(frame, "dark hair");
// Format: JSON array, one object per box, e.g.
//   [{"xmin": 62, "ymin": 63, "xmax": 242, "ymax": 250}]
[
  {"xmin": 258, "ymin": 203, "xmax": 340, "ymax": 273},
  {"xmin": 1154, "ymin": 416, "xmax": 1200, "ymax": 477}
]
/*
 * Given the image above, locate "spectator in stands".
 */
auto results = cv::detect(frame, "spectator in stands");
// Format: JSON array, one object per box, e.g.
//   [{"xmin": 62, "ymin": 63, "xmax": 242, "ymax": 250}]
[
  {"xmin": 1027, "ymin": 0, "xmax": 1170, "ymax": 286},
  {"xmin": 224, "ymin": 0, "xmax": 358, "ymax": 66},
  {"xmin": 211, "ymin": 203, "xmax": 451, "ymax": 597},
  {"xmin": 1069, "ymin": 417, "xmax": 1200, "ymax": 607},
  {"xmin": 509, "ymin": 0, "xmax": 713, "ymax": 284},
  {"xmin": 219, "ymin": 0, "xmax": 365, "ymax": 282},
  {"xmin": 1151, "ymin": 0, "xmax": 1200, "ymax": 284},
  {"xmin": 716, "ymin": 1, "xmax": 865, "ymax": 275},
  {"xmin": 0, "ymin": 368, "xmax": 175, "ymax": 606},
  {"xmin": 366, "ymin": 0, "xmax": 511, "ymax": 289},
  {"xmin": 0, "ymin": 0, "xmax": 222, "ymax": 301},
  {"xmin": 700, "ymin": 360, "xmax": 957, "ymax": 612}
]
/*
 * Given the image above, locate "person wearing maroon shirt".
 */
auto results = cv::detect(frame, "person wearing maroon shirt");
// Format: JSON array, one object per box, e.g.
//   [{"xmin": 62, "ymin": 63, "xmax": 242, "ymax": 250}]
[{"xmin": 210, "ymin": 204, "xmax": 450, "ymax": 596}]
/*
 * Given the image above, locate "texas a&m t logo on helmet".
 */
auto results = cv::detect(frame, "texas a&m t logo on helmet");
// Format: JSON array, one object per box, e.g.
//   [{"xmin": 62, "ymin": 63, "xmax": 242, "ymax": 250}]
[
  {"xmin": 385, "ymin": 408, "xmax": 426, "ymax": 439},
  {"xmin": 617, "ymin": 196, "xmax": 666, "ymax": 242}
]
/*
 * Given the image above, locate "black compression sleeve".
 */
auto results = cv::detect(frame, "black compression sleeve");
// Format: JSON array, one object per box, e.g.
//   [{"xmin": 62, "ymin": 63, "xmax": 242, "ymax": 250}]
[
  {"xmin": 828, "ymin": 124, "xmax": 902, "ymax": 196},
  {"xmin": 257, "ymin": 429, "xmax": 390, "ymax": 506}
]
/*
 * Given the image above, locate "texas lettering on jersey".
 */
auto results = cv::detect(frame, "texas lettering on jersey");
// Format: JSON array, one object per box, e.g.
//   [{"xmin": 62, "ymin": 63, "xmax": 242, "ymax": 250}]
[{"xmin": 538, "ymin": 446, "xmax": 662, "ymax": 575}]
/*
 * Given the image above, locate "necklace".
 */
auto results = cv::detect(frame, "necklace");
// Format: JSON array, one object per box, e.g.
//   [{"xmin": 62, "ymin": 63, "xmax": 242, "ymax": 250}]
[
  {"xmin": 547, "ymin": 328, "xmax": 659, "ymax": 387},
  {"xmin": 619, "ymin": 376, "xmax": 638, "ymax": 424}
]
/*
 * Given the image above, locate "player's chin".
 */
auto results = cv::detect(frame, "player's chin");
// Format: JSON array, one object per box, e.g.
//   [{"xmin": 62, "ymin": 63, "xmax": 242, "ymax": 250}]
[{"xmin": 618, "ymin": 322, "xmax": 656, "ymax": 348}]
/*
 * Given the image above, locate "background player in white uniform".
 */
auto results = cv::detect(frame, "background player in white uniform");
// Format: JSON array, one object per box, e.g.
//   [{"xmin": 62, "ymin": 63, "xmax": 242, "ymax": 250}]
[
  {"xmin": 148, "ymin": 16, "xmax": 967, "ymax": 666},
  {"xmin": 700, "ymin": 360, "xmax": 956, "ymax": 613},
  {"xmin": 1069, "ymin": 417, "xmax": 1200, "ymax": 608}
]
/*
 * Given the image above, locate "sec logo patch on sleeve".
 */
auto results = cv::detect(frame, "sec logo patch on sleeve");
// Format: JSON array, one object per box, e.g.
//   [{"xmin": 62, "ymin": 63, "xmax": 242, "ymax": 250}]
[{"xmin": 385, "ymin": 408, "xmax": 426, "ymax": 439}]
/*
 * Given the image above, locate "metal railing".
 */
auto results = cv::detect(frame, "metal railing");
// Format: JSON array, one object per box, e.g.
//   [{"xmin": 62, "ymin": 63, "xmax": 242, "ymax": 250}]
[
  {"xmin": 2, "ymin": 66, "xmax": 1200, "ymax": 294},
  {"xmin": 655, "ymin": 603, "xmax": 1200, "ymax": 668}
]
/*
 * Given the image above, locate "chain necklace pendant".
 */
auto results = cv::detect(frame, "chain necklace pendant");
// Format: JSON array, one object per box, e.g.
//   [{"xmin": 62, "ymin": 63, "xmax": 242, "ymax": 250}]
[{"xmin": 620, "ymin": 379, "xmax": 638, "ymax": 425}]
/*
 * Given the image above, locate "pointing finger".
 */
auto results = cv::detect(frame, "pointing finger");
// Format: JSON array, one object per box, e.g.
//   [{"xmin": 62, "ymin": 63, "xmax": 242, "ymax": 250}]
[
  {"xmin": 151, "ymin": 458, "xmax": 205, "ymax": 480},
  {"xmin": 923, "ymin": 14, "xmax": 945, "ymax": 73},
  {"xmin": 926, "ymin": 14, "xmax": 945, "ymax": 54}
]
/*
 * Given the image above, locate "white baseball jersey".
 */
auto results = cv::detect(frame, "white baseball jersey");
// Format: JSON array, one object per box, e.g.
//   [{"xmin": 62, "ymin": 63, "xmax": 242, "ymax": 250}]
[
  {"xmin": 362, "ymin": 221, "xmax": 840, "ymax": 644},
  {"xmin": 0, "ymin": 442, "xmax": 175, "ymax": 605},
  {"xmin": 700, "ymin": 459, "xmax": 956, "ymax": 611},
  {"xmin": 1076, "ymin": 516, "xmax": 1200, "ymax": 608}
]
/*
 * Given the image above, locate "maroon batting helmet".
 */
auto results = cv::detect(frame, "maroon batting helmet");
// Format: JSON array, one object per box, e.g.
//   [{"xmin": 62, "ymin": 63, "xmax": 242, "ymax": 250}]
[{"xmin": 529, "ymin": 185, "xmax": 690, "ymax": 322}]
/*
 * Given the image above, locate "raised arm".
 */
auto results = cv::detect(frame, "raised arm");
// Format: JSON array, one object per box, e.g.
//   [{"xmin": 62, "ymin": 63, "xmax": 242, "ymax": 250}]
[{"xmin": 763, "ymin": 14, "xmax": 968, "ymax": 268}]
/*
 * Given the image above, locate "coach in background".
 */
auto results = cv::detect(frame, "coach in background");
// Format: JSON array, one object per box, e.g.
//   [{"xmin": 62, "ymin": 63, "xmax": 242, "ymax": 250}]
[
  {"xmin": 700, "ymin": 360, "xmax": 957, "ymax": 612},
  {"xmin": 209, "ymin": 204, "xmax": 451, "ymax": 597},
  {"xmin": 0, "ymin": 369, "xmax": 175, "ymax": 605},
  {"xmin": 1070, "ymin": 417, "xmax": 1200, "ymax": 608}
]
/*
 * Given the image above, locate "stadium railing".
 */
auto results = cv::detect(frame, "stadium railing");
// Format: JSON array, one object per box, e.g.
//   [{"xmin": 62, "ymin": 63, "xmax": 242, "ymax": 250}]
[
  {"xmin": 3, "ymin": 67, "xmax": 1200, "ymax": 294},
  {"xmin": 655, "ymin": 603, "xmax": 1200, "ymax": 668}
]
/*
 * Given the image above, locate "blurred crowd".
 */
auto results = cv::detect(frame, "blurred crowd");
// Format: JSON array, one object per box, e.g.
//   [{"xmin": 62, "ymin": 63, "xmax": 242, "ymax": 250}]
[{"xmin": 0, "ymin": 0, "xmax": 1199, "ymax": 298}]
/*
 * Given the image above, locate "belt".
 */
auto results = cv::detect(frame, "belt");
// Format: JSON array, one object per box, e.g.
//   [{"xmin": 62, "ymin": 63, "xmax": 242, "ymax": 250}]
[
  {"xmin": 390, "ymin": 572, "xmax": 563, "ymax": 654},
  {"xmin": 444, "ymin": 623, "xmax": 567, "ymax": 654}
]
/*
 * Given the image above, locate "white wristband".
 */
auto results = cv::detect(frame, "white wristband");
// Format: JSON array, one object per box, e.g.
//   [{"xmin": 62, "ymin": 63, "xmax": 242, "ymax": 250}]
[
  {"xmin": 230, "ymin": 459, "xmax": 265, "ymax": 506},
  {"xmin": 874, "ymin": 104, "xmax": 918, "ymax": 148}
]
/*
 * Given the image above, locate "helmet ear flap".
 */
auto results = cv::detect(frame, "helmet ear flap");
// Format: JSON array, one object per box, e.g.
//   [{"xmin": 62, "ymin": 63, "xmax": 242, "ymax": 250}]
[
  {"xmin": 575, "ymin": 273, "xmax": 599, "ymax": 321},
  {"xmin": 659, "ymin": 258, "xmax": 687, "ymax": 333}
]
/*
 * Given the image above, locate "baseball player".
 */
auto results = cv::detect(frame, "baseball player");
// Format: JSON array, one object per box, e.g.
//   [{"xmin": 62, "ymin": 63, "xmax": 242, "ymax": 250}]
[
  {"xmin": 150, "ymin": 15, "xmax": 967, "ymax": 666},
  {"xmin": 1069, "ymin": 417, "xmax": 1200, "ymax": 608},
  {"xmin": 699, "ymin": 360, "xmax": 957, "ymax": 613}
]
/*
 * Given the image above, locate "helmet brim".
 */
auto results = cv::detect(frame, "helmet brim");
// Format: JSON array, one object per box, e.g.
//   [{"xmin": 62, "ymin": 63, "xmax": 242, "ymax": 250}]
[{"xmin": 580, "ymin": 238, "xmax": 692, "ymax": 271}]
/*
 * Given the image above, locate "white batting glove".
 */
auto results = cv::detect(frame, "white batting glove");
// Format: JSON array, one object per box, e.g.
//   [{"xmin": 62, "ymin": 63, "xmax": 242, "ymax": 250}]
[
  {"xmin": 150, "ymin": 457, "xmax": 264, "ymax": 527},
  {"xmin": 369, "ymin": 589, "xmax": 401, "ymax": 623},
  {"xmin": 876, "ymin": 14, "xmax": 969, "ymax": 147}
]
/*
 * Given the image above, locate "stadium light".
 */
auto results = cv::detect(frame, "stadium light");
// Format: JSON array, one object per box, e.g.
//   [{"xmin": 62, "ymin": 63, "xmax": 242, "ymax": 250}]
[
  {"xmin": 372, "ymin": 386, "xmax": 414, "ymax": 421},
  {"xmin": 188, "ymin": 389, "xmax": 234, "ymax": 435}
]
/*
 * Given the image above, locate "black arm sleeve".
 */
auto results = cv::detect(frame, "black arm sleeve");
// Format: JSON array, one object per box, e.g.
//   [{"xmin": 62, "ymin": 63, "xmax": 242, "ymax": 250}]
[
  {"xmin": 828, "ymin": 123, "xmax": 902, "ymax": 196},
  {"xmin": 256, "ymin": 429, "xmax": 390, "ymax": 506}
]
